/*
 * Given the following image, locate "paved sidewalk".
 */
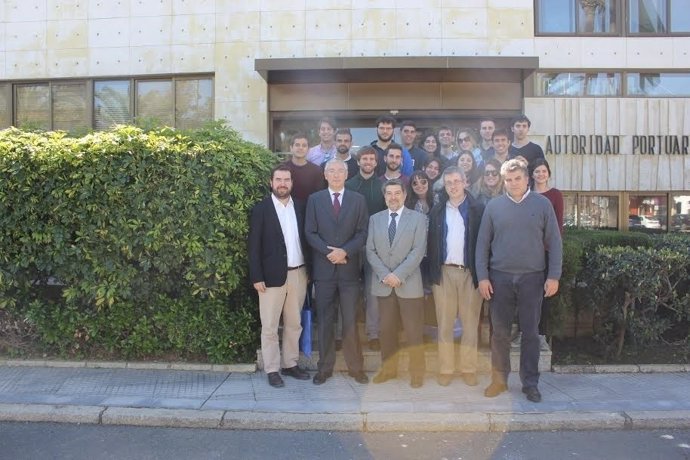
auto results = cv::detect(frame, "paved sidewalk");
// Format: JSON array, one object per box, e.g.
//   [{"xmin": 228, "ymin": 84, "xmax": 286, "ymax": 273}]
[{"xmin": 1, "ymin": 364, "xmax": 690, "ymax": 432}]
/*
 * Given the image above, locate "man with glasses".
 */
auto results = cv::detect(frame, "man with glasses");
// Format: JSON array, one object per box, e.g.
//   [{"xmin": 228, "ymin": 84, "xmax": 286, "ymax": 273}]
[
  {"xmin": 427, "ymin": 166, "xmax": 485, "ymax": 387},
  {"xmin": 476, "ymin": 159, "xmax": 562, "ymax": 403}
]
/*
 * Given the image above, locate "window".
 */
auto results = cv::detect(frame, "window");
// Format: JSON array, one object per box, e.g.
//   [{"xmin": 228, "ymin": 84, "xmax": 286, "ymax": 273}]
[
  {"xmin": 629, "ymin": 194, "xmax": 667, "ymax": 231},
  {"xmin": 536, "ymin": 72, "xmax": 621, "ymax": 96},
  {"xmin": 95, "ymin": 80, "xmax": 131, "ymax": 130},
  {"xmin": 564, "ymin": 193, "xmax": 619, "ymax": 229},
  {"xmin": 0, "ymin": 84, "xmax": 10, "ymax": 129},
  {"xmin": 15, "ymin": 84, "xmax": 50, "ymax": 131},
  {"xmin": 136, "ymin": 80, "xmax": 174, "ymax": 127},
  {"xmin": 627, "ymin": 73, "xmax": 690, "ymax": 96},
  {"xmin": 671, "ymin": 194, "xmax": 690, "ymax": 232},
  {"xmin": 628, "ymin": 0, "xmax": 690, "ymax": 34},
  {"xmin": 536, "ymin": 0, "xmax": 618, "ymax": 35},
  {"xmin": 3, "ymin": 75, "xmax": 213, "ymax": 133},
  {"xmin": 53, "ymin": 82, "xmax": 89, "ymax": 133},
  {"xmin": 175, "ymin": 78, "xmax": 213, "ymax": 130}
]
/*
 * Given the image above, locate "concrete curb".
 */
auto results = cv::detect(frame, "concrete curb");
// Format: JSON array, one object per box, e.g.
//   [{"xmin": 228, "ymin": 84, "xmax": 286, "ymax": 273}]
[
  {"xmin": 2, "ymin": 404, "xmax": 690, "ymax": 432},
  {"xmin": 0, "ymin": 403, "xmax": 103, "ymax": 424},
  {"xmin": 552, "ymin": 364, "xmax": 688, "ymax": 374},
  {"xmin": 0, "ymin": 359, "xmax": 256, "ymax": 374}
]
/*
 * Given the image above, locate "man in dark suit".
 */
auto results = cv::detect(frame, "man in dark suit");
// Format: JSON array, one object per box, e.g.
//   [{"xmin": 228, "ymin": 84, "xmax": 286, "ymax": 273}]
[
  {"xmin": 249, "ymin": 165, "xmax": 311, "ymax": 388},
  {"xmin": 305, "ymin": 159, "xmax": 369, "ymax": 385},
  {"xmin": 366, "ymin": 179, "xmax": 428, "ymax": 388}
]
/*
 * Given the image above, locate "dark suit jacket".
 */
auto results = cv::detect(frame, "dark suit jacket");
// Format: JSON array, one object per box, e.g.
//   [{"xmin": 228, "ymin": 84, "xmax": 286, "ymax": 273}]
[
  {"xmin": 427, "ymin": 192, "xmax": 485, "ymax": 288},
  {"xmin": 305, "ymin": 189, "xmax": 368, "ymax": 281},
  {"xmin": 248, "ymin": 195, "xmax": 309, "ymax": 288}
]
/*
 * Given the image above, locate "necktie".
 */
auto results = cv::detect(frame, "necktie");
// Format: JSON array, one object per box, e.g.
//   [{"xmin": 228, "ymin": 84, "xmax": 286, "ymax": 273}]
[
  {"xmin": 388, "ymin": 212, "xmax": 397, "ymax": 245},
  {"xmin": 333, "ymin": 192, "xmax": 341, "ymax": 217}
]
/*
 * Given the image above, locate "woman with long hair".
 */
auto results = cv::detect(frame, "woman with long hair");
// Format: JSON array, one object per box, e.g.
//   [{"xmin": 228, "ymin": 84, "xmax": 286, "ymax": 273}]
[
  {"xmin": 532, "ymin": 158, "xmax": 564, "ymax": 234},
  {"xmin": 456, "ymin": 127, "xmax": 482, "ymax": 165},
  {"xmin": 405, "ymin": 171, "xmax": 434, "ymax": 215},
  {"xmin": 475, "ymin": 158, "xmax": 504, "ymax": 206},
  {"xmin": 456, "ymin": 151, "xmax": 481, "ymax": 196}
]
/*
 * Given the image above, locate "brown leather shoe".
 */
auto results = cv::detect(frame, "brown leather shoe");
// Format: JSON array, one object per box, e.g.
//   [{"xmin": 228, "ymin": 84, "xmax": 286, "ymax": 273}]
[
  {"xmin": 312, "ymin": 371, "xmax": 332, "ymax": 385},
  {"xmin": 372, "ymin": 370, "xmax": 396, "ymax": 384},
  {"xmin": 484, "ymin": 381, "xmax": 508, "ymax": 397},
  {"xmin": 410, "ymin": 375, "xmax": 424, "ymax": 388},
  {"xmin": 348, "ymin": 371, "xmax": 369, "ymax": 384}
]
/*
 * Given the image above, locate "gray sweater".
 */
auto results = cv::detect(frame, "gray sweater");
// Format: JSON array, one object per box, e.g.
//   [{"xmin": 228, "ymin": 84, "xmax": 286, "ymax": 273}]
[{"xmin": 475, "ymin": 191, "xmax": 562, "ymax": 281}]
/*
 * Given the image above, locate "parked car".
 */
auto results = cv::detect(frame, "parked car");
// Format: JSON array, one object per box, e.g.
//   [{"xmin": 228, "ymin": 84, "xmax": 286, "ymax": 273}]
[
  {"xmin": 629, "ymin": 214, "xmax": 661, "ymax": 229},
  {"xmin": 671, "ymin": 214, "xmax": 690, "ymax": 232}
]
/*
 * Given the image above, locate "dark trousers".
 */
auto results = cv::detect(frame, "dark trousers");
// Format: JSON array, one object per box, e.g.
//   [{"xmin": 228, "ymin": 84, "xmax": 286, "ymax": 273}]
[
  {"xmin": 489, "ymin": 270, "xmax": 544, "ymax": 389},
  {"xmin": 378, "ymin": 292, "xmax": 426, "ymax": 377},
  {"xmin": 315, "ymin": 278, "xmax": 363, "ymax": 374}
]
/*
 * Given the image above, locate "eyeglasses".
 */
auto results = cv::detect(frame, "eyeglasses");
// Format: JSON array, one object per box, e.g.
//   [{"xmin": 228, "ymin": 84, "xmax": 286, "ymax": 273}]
[
  {"xmin": 484, "ymin": 170, "xmax": 499, "ymax": 177},
  {"xmin": 412, "ymin": 179, "xmax": 428, "ymax": 186}
]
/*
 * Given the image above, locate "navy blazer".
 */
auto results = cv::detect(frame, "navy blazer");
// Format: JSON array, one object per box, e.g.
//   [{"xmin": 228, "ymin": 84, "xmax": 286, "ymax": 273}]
[
  {"xmin": 248, "ymin": 195, "xmax": 309, "ymax": 287},
  {"xmin": 427, "ymin": 192, "xmax": 485, "ymax": 288},
  {"xmin": 305, "ymin": 189, "xmax": 369, "ymax": 282}
]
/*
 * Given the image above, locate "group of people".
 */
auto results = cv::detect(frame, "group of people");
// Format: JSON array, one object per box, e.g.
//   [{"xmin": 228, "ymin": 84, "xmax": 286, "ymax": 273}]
[{"xmin": 249, "ymin": 114, "xmax": 563, "ymax": 404}]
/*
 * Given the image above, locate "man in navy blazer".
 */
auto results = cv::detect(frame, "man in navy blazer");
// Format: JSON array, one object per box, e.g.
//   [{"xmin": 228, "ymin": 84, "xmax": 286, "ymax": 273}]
[
  {"xmin": 305, "ymin": 159, "xmax": 369, "ymax": 385},
  {"xmin": 249, "ymin": 165, "xmax": 311, "ymax": 388}
]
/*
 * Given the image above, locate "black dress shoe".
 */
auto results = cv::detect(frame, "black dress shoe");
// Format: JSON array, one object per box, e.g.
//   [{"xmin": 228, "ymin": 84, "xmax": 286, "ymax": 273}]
[
  {"xmin": 267, "ymin": 372, "xmax": 284, "ymax": 388},
  {"xmin": 312, "ymin": 371, "xmax": 332, "ymax": 385},
  {"xmin": 522, "ymin": 386, "xmax": 542, "ymax": 403},
  {"xmin": 348, "ymin": 371, "xmax": 369, "ymax": 384},
  {"xmin": 281, "ymin": 366, "xmax": 310, "ymax": 380},
  {"xmin": 372, "ymin": 370, "xmax": 396, "ymax": 384},
  {"xmin": 410, "ymin": 375, "xmax": 424, "ymax": 388}
]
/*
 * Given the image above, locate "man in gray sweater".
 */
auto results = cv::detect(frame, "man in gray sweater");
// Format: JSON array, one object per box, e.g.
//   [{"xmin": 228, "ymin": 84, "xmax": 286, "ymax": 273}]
[{"xmin": 476, "ymin": 159, "xmax": 562, "ymax": 403}]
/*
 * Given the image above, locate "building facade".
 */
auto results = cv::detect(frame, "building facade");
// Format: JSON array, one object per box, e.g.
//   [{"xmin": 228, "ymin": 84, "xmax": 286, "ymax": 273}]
[{"xmin": 1, "ymin": 0, "xmax": 688, "ymax": 231}]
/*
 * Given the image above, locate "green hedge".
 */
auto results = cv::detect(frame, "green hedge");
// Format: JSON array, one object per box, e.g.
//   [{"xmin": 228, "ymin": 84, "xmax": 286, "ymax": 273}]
[
  {"xmin": 0, "ymin": 124, "xmax": 276, "ymax": 362},
  {"xmin": 552, "ymin": 228, "xmax": 690, "ymax": 357}
]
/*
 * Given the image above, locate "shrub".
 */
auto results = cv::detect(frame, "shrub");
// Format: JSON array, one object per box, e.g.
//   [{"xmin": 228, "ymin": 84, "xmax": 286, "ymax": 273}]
[
  {"xmin": 0, "ymin": 123, "xmax": 276, "ymax": 362},
  {"xmin": 581, "ymin": 245, "xmax": 690, "ymax": 357}
]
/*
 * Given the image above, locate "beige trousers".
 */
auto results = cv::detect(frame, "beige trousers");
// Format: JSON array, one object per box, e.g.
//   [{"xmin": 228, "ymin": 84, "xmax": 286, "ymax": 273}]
[
  {"xmin": 431, "ymin": 265, "xmax": 483, "ymax": 375},
  {"xmin": 259, "ymin": 267, "xmax": 308, "ymax": 373}
]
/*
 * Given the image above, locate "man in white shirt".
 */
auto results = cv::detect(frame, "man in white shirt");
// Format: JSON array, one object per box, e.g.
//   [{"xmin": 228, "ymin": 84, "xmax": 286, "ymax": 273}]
[{"xmin": 249, "ymin": 165, "xmax": 310, "ymax": 388}]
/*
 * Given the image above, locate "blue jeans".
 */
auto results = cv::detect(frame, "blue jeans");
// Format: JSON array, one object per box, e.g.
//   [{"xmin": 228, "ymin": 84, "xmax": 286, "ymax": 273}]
[{"xmin": 489, "ymin": 270, "xmax": 544, "ymax": 389}]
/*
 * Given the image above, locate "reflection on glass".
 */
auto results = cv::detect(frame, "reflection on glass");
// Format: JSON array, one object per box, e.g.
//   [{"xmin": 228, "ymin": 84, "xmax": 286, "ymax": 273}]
[
  {"xmin": 136, "ymin": 80, "xmax": 173, "ymax": 127},
  {"xmin": 671, "ymin": 0, "xmax": 690, "ymax": 32},
  {"xmin": 0, "ymin": 84, "xmax": 10, "ymax": 129},
  {"xmin": 537, "ymin": 72, "xmax": 621, "ymax": 96},
  {"xmin": 578, "ymin": 195, "xmax": 619, "ymax": 229},
  {"xmin": 627, "ymin": 73, "xmax": 690, "ymax": 96},
  {"xmin": 671, "ymin": 194, "xmax": 690, "ymax": 233},
  {"xmin": 95, "ymin": 80, "xmax": 131, "ymax": 130},
  {"xmin": 629, "ymin": 194, "xmax": 667, "ymax": 230},
  {"xmin": 53, "ymin": 82, "xmax": 88, "ymax": 133},
  {"xmin": 175, "ymin": 79, "xmax": 213, "ymax": 130},
  {"xmin": 578, "ymin": 0, "xmax": 617, "ymax": 33},
  {"xmin": 538, "ymin": 0, "xmax": 576, "ymax": 33},
  {"xmin": 15, "ymin": 84, "xmax": 50, "ymax": 131},
  {"xmin": 629, "ymin": 0, "xmax": 667, "ymax": 33},
  {"xmin": 564, "ymin": 193, "xmax": 577, "ymax": 227}
]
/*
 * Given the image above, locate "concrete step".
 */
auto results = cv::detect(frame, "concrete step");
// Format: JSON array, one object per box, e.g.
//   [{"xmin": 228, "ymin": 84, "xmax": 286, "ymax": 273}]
[{"xmin": 257, "ymin": 340, "xmax": 552, "ymax": 373}]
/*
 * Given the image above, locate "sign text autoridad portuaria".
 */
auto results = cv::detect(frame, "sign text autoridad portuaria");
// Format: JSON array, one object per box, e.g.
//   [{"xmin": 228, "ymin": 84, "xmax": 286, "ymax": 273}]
[{"xmin": 545, "ymin": 135, "xmax": 689, "ymax": 155}]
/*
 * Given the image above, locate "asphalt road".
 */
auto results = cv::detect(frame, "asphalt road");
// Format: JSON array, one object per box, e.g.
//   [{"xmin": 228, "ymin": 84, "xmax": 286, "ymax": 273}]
[{"xmin": 1, "ymin": 423, "xmax": 690, "ymax": 460}]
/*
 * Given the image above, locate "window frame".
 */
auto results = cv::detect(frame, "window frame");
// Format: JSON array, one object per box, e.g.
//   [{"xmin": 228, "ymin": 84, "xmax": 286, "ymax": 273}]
[
  {"xmin": 534, "ymin": 0, "xmax": 623, "ymax": 37},
  {"xmin": 2, "ymin": 74, "xmax": 214, "ymax": 133},
  {"xmin": 534, "ymin": 0, "xmax": 690, "ymax": 37},
  {"xmin": 535, "ymin": 69, "xmax": 690, "ymax": 97}
]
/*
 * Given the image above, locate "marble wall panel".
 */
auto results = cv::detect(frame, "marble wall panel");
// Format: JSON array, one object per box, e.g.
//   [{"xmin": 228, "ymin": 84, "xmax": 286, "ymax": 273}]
[
  {"xmin": 47, "ymin": 0, "xmax": 87, "ymax": 21},
  {"xmin": 47, "ymin": 20, "xmax": 88, "ymax": 49},
  {"xmin": 88, "ymin": 0, "xmax": 130, "ymax": 19}
]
